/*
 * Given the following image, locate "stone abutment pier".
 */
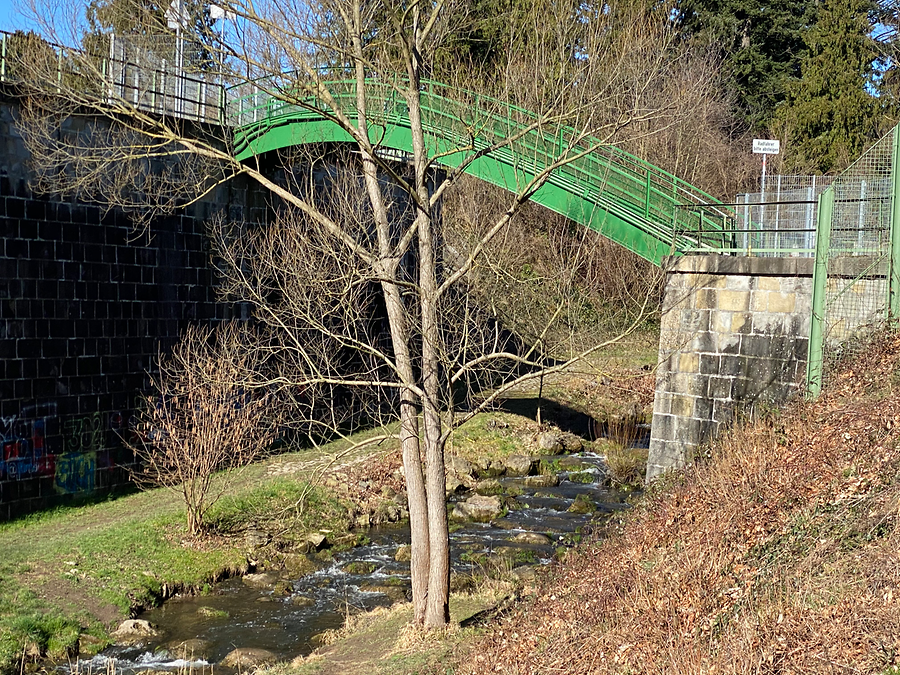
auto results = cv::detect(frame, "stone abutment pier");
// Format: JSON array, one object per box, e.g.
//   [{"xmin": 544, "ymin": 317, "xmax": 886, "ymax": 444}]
[{"xmin": 647, "ymin": 255, "xmax": 814, "ymax": 479}]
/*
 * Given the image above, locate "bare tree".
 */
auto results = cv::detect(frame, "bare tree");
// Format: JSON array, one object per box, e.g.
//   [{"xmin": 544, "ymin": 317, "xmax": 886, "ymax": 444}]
[
  {"xmin": 130, "ymin": 321, "xmax": 278, "ymax": 536},
  {"xmin": 18, "ymin": 0, "xmax": 713, "ymax": 626}
]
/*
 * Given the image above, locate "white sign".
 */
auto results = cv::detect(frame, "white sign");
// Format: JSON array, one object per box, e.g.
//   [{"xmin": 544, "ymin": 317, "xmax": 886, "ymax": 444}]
[{"xmin": 752, "ymin": 139, "xmax": 781, "ymax": 155}]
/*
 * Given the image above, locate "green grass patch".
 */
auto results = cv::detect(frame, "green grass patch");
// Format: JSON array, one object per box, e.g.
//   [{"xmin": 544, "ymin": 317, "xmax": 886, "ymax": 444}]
[
  {"xmin": 209, "ymin": 478, "xmax": 353, "ymax": 542},
  {"xmin": 66, "ymin": 514, "xmax": 247, "ymax": 612},
  {"xmin": 448, "ymin": 413, "xmax": 533, "ymax": 463},
  {"xmin": 0, "ymin": 422, "xmax": 403, "ymax": 675},
  {"xmin": 0, "ymin": 574, "xmax": 88, "ymax": 673}
]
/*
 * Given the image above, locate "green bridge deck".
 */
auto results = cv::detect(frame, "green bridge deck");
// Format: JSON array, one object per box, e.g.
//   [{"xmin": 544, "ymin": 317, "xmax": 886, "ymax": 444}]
[{"xmin": 228, "ymin": 79, "xmax": 734, "ymax": 267}]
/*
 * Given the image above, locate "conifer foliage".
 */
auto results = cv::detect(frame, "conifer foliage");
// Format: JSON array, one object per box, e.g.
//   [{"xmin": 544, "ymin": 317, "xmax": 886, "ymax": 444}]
[
  {"xmin": 776, "ymin": 0, "xmax": 879, "ymax": 173},
  {"xmin": 675, "ymin": 0, "xmax": 816, "ymax": 129}
]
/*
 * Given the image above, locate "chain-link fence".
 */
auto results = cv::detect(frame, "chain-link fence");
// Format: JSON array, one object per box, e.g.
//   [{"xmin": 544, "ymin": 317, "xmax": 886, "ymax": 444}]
[
  {"xmin": 807, "ymin": 127, "xmax": 899, "ymax": 395},
  {"xmin": 736, "ymin": 176, "xmax": 833, "ymax": 256}
]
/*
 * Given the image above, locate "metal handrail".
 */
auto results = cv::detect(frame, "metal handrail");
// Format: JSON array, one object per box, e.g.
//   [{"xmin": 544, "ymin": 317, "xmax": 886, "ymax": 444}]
[
  {"xmin": 0, "ymin": 32, "xmax": 736, "ymax": 262},
  {"xmin": 226, "ymin": 76, "xmax": 735, "ymax": 262},
  {"xmin": 0, "ymin": 29, "xmax": 225, "ymax": 124}
]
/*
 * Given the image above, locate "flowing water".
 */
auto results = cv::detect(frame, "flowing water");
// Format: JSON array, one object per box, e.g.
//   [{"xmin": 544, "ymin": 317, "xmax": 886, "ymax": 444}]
[{"xmin": 75, "ymin": 447, "xmax": 641, "ymax": 673}]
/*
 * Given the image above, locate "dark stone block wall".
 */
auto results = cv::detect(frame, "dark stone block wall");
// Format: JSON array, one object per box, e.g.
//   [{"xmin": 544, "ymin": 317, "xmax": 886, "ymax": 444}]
[{"xmin": 0, "ymin": 99, "xmax": 254, "ymax": 519}]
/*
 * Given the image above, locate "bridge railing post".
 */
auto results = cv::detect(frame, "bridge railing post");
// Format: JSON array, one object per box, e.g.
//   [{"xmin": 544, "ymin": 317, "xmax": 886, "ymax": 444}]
[{"xmin": 644, "ymin": 171, "xmax": 651, "ymax": 221}]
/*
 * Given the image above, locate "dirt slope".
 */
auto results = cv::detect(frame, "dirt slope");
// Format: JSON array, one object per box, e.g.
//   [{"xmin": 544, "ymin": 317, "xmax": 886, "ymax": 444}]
[{"xmin": 461, "ymin": 330, "xmax": 900, "ymax": 674}]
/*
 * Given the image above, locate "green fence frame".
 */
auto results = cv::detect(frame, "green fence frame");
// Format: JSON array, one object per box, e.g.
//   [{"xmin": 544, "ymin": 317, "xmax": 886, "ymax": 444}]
[
  {"xmin": 806, "ymin": 186, "xmax": 834, "ymax": 398},
  {"xmin": 806, "ymin": 123, "xmax": 900, "ymax": 397}
]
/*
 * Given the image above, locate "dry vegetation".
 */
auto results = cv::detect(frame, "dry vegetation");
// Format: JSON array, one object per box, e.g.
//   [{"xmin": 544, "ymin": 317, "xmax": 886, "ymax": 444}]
[
  {"xmin": 461, "ymin": 329, "xmax": 900, "ymax": 674},
  {"xmin": 130, "ymin": 321, "xmax": 280, "ymax": 536},
  {"xmin": 444, "ymin": 179, "xmax": 665, "ymax": 356}
]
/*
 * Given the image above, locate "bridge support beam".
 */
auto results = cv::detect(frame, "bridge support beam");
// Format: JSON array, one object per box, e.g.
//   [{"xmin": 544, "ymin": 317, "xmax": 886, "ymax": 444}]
[{"xmin": 646, "ymin": 255, "xmax": 814, "ymax": 480}]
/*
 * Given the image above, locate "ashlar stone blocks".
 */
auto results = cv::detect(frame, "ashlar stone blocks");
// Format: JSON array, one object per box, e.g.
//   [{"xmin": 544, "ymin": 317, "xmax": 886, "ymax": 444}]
[{"xmin": 647, "ymin": 255, "xmax": 813, "ymax": 480}]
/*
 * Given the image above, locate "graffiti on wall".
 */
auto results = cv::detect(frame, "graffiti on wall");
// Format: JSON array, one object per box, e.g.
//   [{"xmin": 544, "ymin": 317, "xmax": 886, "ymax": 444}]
[
  {"xmin": 64, "ymin": 412, "xmax": 105, "ymax": 453},
  {"xmin": 0, "ymin": 404, "xmax": 56, "ymax": 481},
  {"xmin": 54, "ymin": 451, "xmax": 96, "ymax": 494},
  {"xmin": 1, "ymin": 403, "xmax": 137, "ymax": 498}
]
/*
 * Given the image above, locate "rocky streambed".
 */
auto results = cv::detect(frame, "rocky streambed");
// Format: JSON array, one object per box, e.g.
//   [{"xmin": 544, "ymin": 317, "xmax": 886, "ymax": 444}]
[{"xmin": 80, "ymin": 428, "xmax": 643, "ymax": 673}]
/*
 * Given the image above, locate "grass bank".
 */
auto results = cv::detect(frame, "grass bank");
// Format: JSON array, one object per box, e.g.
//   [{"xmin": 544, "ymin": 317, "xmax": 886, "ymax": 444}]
[
  {"xmin": 0, "ymin": 427, "xmax": 405, "ymax": 674},
  {"xmin": 456, "ymin": 329, "xmax": 900, "ymax": 674},
  {"xmin": 272, "ymin": 590, "xmax": 506, "ymax": 675}
]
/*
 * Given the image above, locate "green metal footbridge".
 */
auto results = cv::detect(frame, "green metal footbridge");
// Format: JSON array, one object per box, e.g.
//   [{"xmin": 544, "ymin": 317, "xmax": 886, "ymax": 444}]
[
  {"xmin": 0, "ymin": 27, "xmax": 734, "ymax": 267},
  {"xmin": 227, "ymin": 79, "xmax": 734, "ymax": 267}
]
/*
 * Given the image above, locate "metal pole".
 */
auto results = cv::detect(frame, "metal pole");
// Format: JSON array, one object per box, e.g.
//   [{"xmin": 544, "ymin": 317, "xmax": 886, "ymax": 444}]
[
  {"xmin": 806, "ymin": 177, "xmax": 816, "ymax": 255},
  {"xmin": 176, "ymin": 24, "xmax": 184, "ymax": 117},
  {"xmin": 761, "ymin": 154, "xmax": 767, "ymax": 196},
  {"xmin": 1, "ymin": 33, "xmax": 6, "ymax": 82},
  {"xmin": 889, "ymin": 124, "xmax": 900, "ymax": 317},
  {"xmin": 133, "ymin": 59, "xmax": 139, "ymax": 105},
  {"xmin": 807, "ymin": 186, "xmax": 834, "ymax": 398},
  {"xmin": 774, "ymin": 174, "xmax": 781, "ymax": 255},
  {"xmin": 108, "ymin": 34, "xmax": 115, "ymax": 105},
  {"xmin": 743, "ymin": 193, "xmax": 750, "ymax": 253},
  {"xmin": 219, "ymin": 83, "xmax": 225, "ymax": 126}
]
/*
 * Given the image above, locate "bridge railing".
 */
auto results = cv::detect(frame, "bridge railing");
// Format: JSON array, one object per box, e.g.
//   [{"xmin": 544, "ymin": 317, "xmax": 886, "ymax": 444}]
[
  {"xmin": 0, "ymin": 31, "xmax": 735, "ymax": 259},
  {"xmin": 0, "ymin": 29, "xmax": 225, "ymax": 124},
  {"xmin": 226, "ymin": 76, "xmax": 735, "ymax": 257}
]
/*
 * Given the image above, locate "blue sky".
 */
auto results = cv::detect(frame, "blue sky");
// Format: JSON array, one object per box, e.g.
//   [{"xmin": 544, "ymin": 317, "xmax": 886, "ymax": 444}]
[{"xmin": 0, "ymin": 1, "xmax": 48, "ymax": 36}]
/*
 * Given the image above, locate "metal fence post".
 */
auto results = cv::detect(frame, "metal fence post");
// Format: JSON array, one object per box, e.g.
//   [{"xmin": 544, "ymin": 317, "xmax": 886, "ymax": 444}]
[
  {"xmin": 807, "ymin": 186, "xmax": 834, "ymax": 398},
  {"xmin": 774, "ymin": 174, "xmax": 782, "ymax": 254},
  {"xmin": 743, "ymin": 193, "xmax": 750, "ymax": 253},
  {"xmin": 805, "ymin": 183, "xmax": 815, "ymax": 255},
  {"xmin": 218, "ymin": 83, "xmax": 225, "ymax": 126},
  {"xmin": 888, "ymin": 124, "xmax": 900, "ymax": 317}
]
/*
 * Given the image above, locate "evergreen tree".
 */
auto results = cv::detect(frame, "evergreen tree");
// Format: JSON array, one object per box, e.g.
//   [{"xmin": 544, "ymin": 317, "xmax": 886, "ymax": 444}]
[
  {"xmin": 777, "ymin": 0, "xmax": 879, "ymax": 172},
  {"xmin": 675, "ymin": 0, "xmax": 817, "ymax": 130},
  {"xmin": 83, "ymin": 0, "xmax": 216, "ymax": 72}
]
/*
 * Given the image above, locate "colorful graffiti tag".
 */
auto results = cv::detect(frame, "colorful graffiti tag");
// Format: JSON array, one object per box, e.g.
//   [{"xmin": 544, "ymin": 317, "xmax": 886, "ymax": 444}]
[
  {"xmin": 0, "ymin": 404, "xmax": 56, "ymax": 481},
  {"xmin": 54, "ymin": 451, "xmax": 96, "ymax": 494},
  {"xmin": 1, "ymin": 404, "xmax": 136, "ymax": 498}
]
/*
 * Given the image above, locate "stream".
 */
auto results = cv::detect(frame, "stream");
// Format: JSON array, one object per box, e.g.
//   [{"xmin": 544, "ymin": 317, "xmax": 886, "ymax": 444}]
[{"xmin": 75, "ymin": 446, "xmax": 642, "ymax": 673}]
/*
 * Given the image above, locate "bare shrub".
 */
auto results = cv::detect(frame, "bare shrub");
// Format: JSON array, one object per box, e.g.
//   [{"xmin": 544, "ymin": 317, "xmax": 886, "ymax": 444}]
[{"xmin": 130, "ymin": 321, "xmax": 278, "ymax": 536}]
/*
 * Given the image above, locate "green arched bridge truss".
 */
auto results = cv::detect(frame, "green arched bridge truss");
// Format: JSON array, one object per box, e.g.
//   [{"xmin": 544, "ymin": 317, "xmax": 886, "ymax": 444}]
[{"xmin": 228, "ymin": 79, "xmax": 733, "ymax": 267}]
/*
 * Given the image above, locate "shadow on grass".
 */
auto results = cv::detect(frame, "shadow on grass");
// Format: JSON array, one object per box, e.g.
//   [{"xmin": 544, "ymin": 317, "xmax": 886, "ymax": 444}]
[
  {"xmin": 498, "ymin": 397, "xmax": 599, "ymax": 439},
  {"xmin": 499, "ymin": 397, "xmax": 650, "ymax": 448}
]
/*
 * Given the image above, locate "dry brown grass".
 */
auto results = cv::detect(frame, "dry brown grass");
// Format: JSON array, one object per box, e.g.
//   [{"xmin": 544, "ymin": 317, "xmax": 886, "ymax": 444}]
[
  {"xmin": 460, "ymin": 330, "xmax": 900, "ymax": 674},
  {"xmin": 604, "ymin": 445, "xmax": 648, "ymax": 488}
]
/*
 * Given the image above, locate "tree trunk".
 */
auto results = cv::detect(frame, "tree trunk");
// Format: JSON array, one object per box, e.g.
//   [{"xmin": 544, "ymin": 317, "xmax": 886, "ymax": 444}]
[
  {"xmin": 348, "ymin": 0, "xmax": 432, "ymax": 624},
  {"xmin": 407, "ymin": 68, "xmax": 451, "ymax": 626}
]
